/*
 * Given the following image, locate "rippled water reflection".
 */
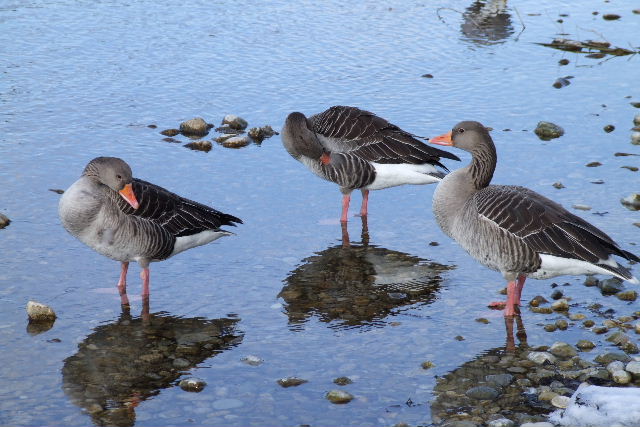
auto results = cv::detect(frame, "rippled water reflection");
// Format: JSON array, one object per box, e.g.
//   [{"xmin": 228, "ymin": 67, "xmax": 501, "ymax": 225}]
[{"xmin": 1, "ymin": 0, "xmax": 639, "ymax": 425}]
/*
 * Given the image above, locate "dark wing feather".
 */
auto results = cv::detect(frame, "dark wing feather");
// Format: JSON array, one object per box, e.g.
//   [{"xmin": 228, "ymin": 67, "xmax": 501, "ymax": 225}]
[
  {"xmin": 475, "ymin": 185, "xmax": 637, "ymax": 264},
  {"xmin": 309, "ymin": 106, "xmax": 460, "ymax": 167},
  {"xmin": 114, "ymin": 179, "xmax": 242, "ymax": 238}
]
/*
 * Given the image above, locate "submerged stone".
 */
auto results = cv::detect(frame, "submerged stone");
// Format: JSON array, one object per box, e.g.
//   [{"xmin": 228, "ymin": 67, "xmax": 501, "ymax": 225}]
[
  {"xmin": 222, "ymin": 114, "xmax": 248, "ymax": 130},
  {"xmin": 326, "ymin": 389, "xmax": 353, "ymax": 404},
  {"xmin": 534, "ymin": 121, "xmax": 564, "ymax": 140},
  {"xmin": 180, "ymin": 118, "xmax": 210, "ymax": 136},
  {"xmin": 179, "ymin": 377, "xmax": 206, "ymax": 392},
  {"xmin": 465, "ymin": 385, "xmax": 500, "ymax": 400},
  {"xmin": 549, "ymin": 342, "xmax": 577, "ymax": 358},
  {"xmin": 333, "ymin": 376, "xmax": 353, "ymax": 386},
  {"xmin": 277, "ymin": 377, "xmax": 308, "ymax": 388}
]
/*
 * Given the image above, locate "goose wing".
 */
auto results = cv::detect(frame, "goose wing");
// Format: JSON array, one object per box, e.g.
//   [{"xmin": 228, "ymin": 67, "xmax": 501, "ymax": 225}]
[
  {"xmin": 111, "ymin": 179, "xmax": 242, "ymax": 238},
  {"xmin": 475, "ymin": 185, "xmax": 638, "ymax": 264},
  {"xmin": 309, "ymin": 106, "xmax": 460, "ymax": 167}
]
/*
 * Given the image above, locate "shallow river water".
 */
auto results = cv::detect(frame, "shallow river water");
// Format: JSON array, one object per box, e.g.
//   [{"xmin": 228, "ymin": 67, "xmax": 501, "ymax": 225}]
[{"xmin": 1, "ymin": 1, "xmax": 639, "ymax": 426}]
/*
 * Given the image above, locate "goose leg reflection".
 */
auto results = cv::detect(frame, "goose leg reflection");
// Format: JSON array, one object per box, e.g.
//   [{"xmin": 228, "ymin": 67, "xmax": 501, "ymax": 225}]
[
  {"xmin": 504, "ymin": 312, "xmax": 527, "ymax": 352},
  {"xmin": 341, "ymin": 222, "xmax": 350, "ymax": 248}
]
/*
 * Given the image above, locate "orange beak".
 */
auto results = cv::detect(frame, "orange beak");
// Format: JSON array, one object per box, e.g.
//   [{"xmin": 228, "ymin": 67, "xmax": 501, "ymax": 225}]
[
  {"xmin": 430, "ymin": 131, "xmax": 453, "ymax": 146},
  {"xmin": 119, "ymin": 183, "xmax": 140, "ymax": 209}
]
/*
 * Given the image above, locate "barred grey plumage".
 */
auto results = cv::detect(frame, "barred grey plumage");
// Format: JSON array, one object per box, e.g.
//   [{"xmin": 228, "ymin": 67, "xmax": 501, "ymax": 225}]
[
  {"xmin": 431, "ymin": 121, "xmax": 639, "ymax": 317},
  {"xmin": 281, "ymin": 105, "xmax": 460, "ymax": 222},
  {"xmin": 59, "ymin": 157, "xmax": 241, "ymax": 300}
]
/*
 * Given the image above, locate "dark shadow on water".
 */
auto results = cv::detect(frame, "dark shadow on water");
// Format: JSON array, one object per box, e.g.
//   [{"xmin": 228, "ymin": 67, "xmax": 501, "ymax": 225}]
[
  {"xmin": 460, "ymin": 0, "xmax": 514, "ymax": 46},
  {"xmin": 278, "ymin": 217, "xmax": 453, "ymax": 331},
  {"xmin": 61, "ymin": 304, "xmax": 243, "ymax": 427}
]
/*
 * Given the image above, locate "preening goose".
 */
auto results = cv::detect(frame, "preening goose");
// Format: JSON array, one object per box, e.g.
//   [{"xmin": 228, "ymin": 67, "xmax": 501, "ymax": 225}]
[
  {"xmin": 281, "ymin": 106, "xmax": 460, "ymax": 222},
  {"xmin": 430, "ymin": 121, "xmax": 639, "ymax": 317},
  {"xmin": 59, "ymin": 157, "xmax": 242, "ymax": 301}
]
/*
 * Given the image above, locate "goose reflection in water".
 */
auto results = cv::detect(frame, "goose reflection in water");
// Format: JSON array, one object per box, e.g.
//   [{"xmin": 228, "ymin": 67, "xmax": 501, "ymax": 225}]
[
  {"xmin": 279, "ymin": 217, "xmax": 453, "ymax": 330},
  {"xmin": 460, "ymin": 0, "xmax": 514, "ymax": 46},
  {"xmin": 62, "ymin": 304, "xmax": 242, "ymax": 427}
]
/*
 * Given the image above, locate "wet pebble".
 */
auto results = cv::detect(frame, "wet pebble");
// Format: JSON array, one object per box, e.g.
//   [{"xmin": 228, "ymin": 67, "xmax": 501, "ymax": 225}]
[
  {"xmin": 277, "ymin": 377, "xmax": 308, "ymax": 388},
  {"xmin": 241, "ymin": 355, "xmax": 263, "ymax": 366},
  {"xmin": 162, "ymin": 137, "xmax": 179, "ymax": 143},
  {"xmin": 475, "ymin": 317, "xmax": 489, "ymax": 324},
  {"xmin": 180, "ymin": 118, "xmax": 210, "ymax": 136},
  {"xmin": 595, "ymin": 352, "xmax": 631, "ymax": 365},
  {"xmin": 572, "ymin": 203, "xmax": 592, "ymax": 211},
  {"xmin": 617, "ymin": 290, "xmax": 637, "ymax": 301},
  {"xmin": 549, "ymin": 342, "xmax": 577, "ymax": 358},
  {"xmin": 487, "ymin": 419, "xmax": 514, "ymax": 427},
  {"xmin": 530, "ymin": 295, "xmax": 549, "ymax": 306},
  {"xmin": 531, "ymin": 306, "xmax": 553, "ymax": 314},
  {"xmin": 333, "ymin": 376, "xmax": 352, "ymax": 385},
  {"xmin": 527, "ymin": 351, "xmax": 556, "ymax": 365},
  {"xmin": 585, "ymin": 161, "xmax": 602, "ymax": 167},
  {"xmin": 534, "ymin": 121, "xmax": 564, "ymax": 140},
  {"xmin": 26, "ymin": 301, "xmax": 56, "ymax": 322},
  {"xmin": 603, "ymin": 124, "xmax": 615, "ymax": 133},
  {"xmin": 569, "ymin": 313, "xmax": 586, "ymax": 320},
  {"xmin": 172, "ymin": 358, "xmax": 190, "ymax": 368},
  {"xmin": 602, "ymin": 13, "xmax": 621, "ymax": 20},
  {"xmin": 465, "ymin": 385, "xmax": 500, "ymax": 400},
  {"xmin": 552, "ymin": 77, "xmax": 572, "ymax": 89},
  {"xmin": 583, "ymin": 277, "xmax": 599, "ymax": 287},
  {"xmin": 421, "ymin": 360, "xmax": 435, "ymax": 370},
  {"xmin": 551, "ymin": 395, "xmax": 570, "ymax": 408},
  {"xmin": 183, "ymin": 140, "xmax": 212, "ymax": 152},
  {"xmin": 625, "ymin": 361, "xmax": 640, "ymax": 376},
  {"xmin": 621, "ymin": 166, "xmax": 638, "ymax": 172},
  {"xmin": 552, "ymin": 182, "xmax": 565, "ymax": 189},
  {"xmin": 558, "ymin": 58, "xmax": 569, "ymax": 66},
  {"xmin": 550, "ymin": 289, "xmax": 563, "ymax": 300},
  {"xmin": 485, "ymin": 373, "xmax": 514, "ymax": 387},
  {"xmin": 632, "ymin": 102, "xmax": 640, "ymax": 108},
  {"xmin": 576, "ymin": 340, "xmax": 596, "ymax": 350},
  {"xmin": 421, "ymin": 73, "xmax": 434, "ymax": 78},
  {"xmin": 160, "ymin": 128, "xmax": 180, "ymax": 137},
  {"xmin": 631, "ymin": 132, "xmax": 640, "ymax": 145},
  {"xmin": 544, "ymin": 324, "xmax": 557, "ymax": 332},
  {"xmin": 221, "ymin": 135, "xmax": 251, "ymax": 148},
  {"xmin": 612, "ymin": 370, "xmax": 631, "ymax": 384},
  {"xmin": 326, "ymin": 390, "xmax": 354, "ymax": 404},
  {"xmin": 179, "ymin": 377, "xmax": 206, "ymax": 392},
  {"xmin": 621, "ymin": 193, "xmax": 640, "ymax": 210},
  {"xmin": 248, "ymin": 125, "xmax": 277, "ymax": 142},
  {"xmin": 222, "ymin": 114, "xmax": 248, "ymax": 130},
  {"xmin": 551, "ymin": 299, "xmax": 569, "ymax": 311},
  {"xmin": 555, "ymin": 319, "xmax": 568, "ymax": 330},
  {"xmin": 634, "ymin": 114, "xmax": 640, "ymax": 126},
  {"xmin": 606, "ymin": 361, "xmax": 625, "ymax": 373},
  {"xmin": 0, "ymin": 213, "xmax": 10, "ymax": 229},
  {"xmin": 598, "ymin": 277, "xmax": 624, "ymax": 294}
]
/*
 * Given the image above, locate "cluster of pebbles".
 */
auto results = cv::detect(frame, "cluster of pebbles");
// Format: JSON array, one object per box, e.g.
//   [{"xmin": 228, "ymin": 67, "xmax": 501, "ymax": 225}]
[
  {"xmin": 425, "ymin": 277, "xmax": 640, "ymax": 427},
  {"xmin": 156, "ymin": 115, "xmax": 277, "ymax": 152}
]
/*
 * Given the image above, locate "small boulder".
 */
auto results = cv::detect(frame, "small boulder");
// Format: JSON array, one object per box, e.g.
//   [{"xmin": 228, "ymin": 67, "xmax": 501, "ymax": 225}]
[
  {"xmin": 222, "ymin": 114, "xmax": 248, "ymax": 130},
  {"xmin": 621, "ymin": 193, "xmax": 640, "ymax": 210},
  {"xmin": 617, "ymin": 290, "xmax": 637, "ymax": 301},
  {"xmin": 277, "ymin": 377, "xmax": 308, "ymax": 388},
  {"xmin": 326, "ymin": 390, "xmax": 354, "ymax": 404},
  {"xmin": 333, "ymin": 376, "xmax": 353, "ymax": 385},
  {"xmin": 534, "ymin": 121, "xmax": 565, "ymax": 140},
  {"xmin": 549, "ymin": 342, "xmax": 577, "ymax": 358},
  {"xmin": 248, "ymin": 125, "xmax": 278, "ymax": 142},
  {"xmin": 551, "ymin": 299, "xmax": 569, "ymax": 311},
  {"xmin": 221, "ymin": 135, "xmax": 251, "ymax": 148},
  {"xmin": 0, "ymin": 213, "xmax": 10, "ymax": 229},
  {"xmin": 631, "ymin": 132, "xmax": 640, "ymax": 145},
  {"xmin": 160, "ymin": 128, "xmax": 180, "ymax": 137},
  {"xmin": 465, "ymin": 385, "xmax": 500, "ymax": 400},
  {"xmin": 576, "ymin": 340, "xmax": 596, "ymax": 350},
  {"xmin": 27, "ymin": 301, "xmax": 56, "ymax": 322},
  {"xmin": 528, "ymin": 351, "xmax": 557, "ymax": 365},
  {"xmin": 180, "ymin": 118, "xmax": 210, "ymax": 136},
  {"xmin": 612, "ymin": 370, "xmax": 631, "ymax": 384},
  {"xmin": 183, "ymin": 140, "xmax": 212, "ymax": 152},
  {"xmin": 598, "ymin": 277, "xmax": 624, "ymax": 295},
  {"xmin": 179, "ymin": 377, "xmax": 206, "ymax": 392}
]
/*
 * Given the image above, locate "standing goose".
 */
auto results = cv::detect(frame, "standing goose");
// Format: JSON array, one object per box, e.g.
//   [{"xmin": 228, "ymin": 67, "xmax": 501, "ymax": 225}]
[
  {"xmin": 430, "ymin": 121, "xmax": 639, "ymax": 317},
  {"xmin": 281, "ymin": 106, "xmax": 460, "ymax": 222},
  {"xmin": 59, "ymin": 157, "xmax": 242, "ymax": 301}
]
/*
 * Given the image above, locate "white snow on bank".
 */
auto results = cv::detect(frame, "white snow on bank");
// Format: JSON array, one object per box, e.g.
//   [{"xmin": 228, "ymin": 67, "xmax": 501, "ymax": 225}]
[{"xmin": 549, "ymin": 384, "xmax": 640, "ymax": 427}]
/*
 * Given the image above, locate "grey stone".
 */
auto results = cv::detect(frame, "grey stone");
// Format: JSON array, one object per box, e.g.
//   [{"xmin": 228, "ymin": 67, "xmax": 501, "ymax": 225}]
[
  {"xmin": 607, "ymin": 331, "xmax": 631, "ymax": 346},
  {"xmin": 598, "ymin": 277, "xmax": 624, "ymax": 294},
  {"xmin": 222, "ymin": 114, "xmax": 248, "ymax": 130},
  {"xmin": 632, "ymin": 131, "xmax": 640, "ymax": 145},
  {"xmin": 487, "ymin": 418, "xmax": 514, "ymax": 427},
  {"xmin": 583, "ymin": 276, "xmax": 599, "ymax": 287},
  {"xmin": 551, "ymin": 395, "xmax": 570, "ymax": 408},
  {"xmin": 549, "ymin": 342, "xmax": 577, "ymax": 358},
  {"xmin": 465, "ymin": 385, "xmax": 500, "ymax": 400},
  {"xmin": 326, "ymin": 389, "xmax": 354, "ymax": 404},
  {"xmin": 277, "ymin": 377, "xmax": 308, "ymax": 388},
  {"xmin": 26, "ymin": 301, "xmax": 56, "ymax": 322},
  {"xmin": 248, "ymin": 125, "xmax": 277, "ymax": 142},
  {"xmin": 595, "ymin": 352, "xmax": 631, "ymax": 364},
  {"xmin": 528, "ymin": 351, "xmax": 557, "ymax": 365},
  {"xmin": 221, "ymin": 135, "xmax": 250, "ymax": 148},
  {"xmin": 180, "ymin": 117, "xmax": 209, "ymax": 136},
  {"xmin": 534, "ymin": 121, "xmax": 564, "ymax": 140},
  {"xmin": 172, "ymin": 358, "xmax": 190, "ymax": 368},
  {"xmin": 612, "ymin": 370, "xmax": 631, "ymax": 384},
  {"xmin": 576, "ymin": 340, "xmax": 595, "ymax": 350},
  {"xmin": 183, "ymin": 140, "xmax": 212, "ymax": 152},
  {"xmin": 606, "ymin": 361, "xmax": 625, "ymax": 373},
  {"xmin": 0, "ymin": 213, "xmax": 10, "ymax": 229},
  {"xmin": 485, "ymin": 373, "xmax": 514, "ymax": 387},
  {"xmin": 621, "ymin": 194, "xmax": 640, "ymax": 210},
  {"xmin": 179, "ymin": 377, "xmax": 206, "ymax": 392},
  {"xmin": 625, "ymin": 361, "xmax": 640, "ymax": 376}
]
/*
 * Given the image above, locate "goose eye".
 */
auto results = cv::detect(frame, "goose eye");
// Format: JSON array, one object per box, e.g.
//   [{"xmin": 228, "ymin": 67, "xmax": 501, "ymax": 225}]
[
  {"xmin": 116, "ymin": 174, "xmax": 122, "ymax": 179},
  {"xmin": 458, "ymin": 128, "xmax": 465, "ymax": 134}
]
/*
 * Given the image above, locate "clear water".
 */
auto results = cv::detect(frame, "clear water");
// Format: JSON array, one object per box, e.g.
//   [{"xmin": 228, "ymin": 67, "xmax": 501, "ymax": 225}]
[{"xmin": 1, "ymin": 0, "xmax": 639, "ymax": 425}]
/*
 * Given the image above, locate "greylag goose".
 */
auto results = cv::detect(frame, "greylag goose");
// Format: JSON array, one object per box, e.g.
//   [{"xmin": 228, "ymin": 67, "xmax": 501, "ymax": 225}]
[
  {"xmin": 281, "ymin": 106, "xmax": 460, "ymax": 222},
  {"xmin": 59, "ymin": 157, "xmax": 242, "ymax": 301},
  {"xmin": 430, "ymin": 121, "xmax": 639, "ymax": 316}
]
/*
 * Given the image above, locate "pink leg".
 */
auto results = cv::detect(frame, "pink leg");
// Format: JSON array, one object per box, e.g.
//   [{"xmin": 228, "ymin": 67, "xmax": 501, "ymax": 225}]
[
  {"xmin": 514, "ymin": 275, "xmax": 526, "ymax": 305},
  {"xmin": 504, "ymin": 280, "xmax": 519, "ymax": 317},
  {"xmin": 358, "ymin": 189, "xmax": 369, "ymax": 217},
  {"xmin": 141, "ymin": 267, "xmax": 150, "ymax": 297},
  {"xmin": 340, "ymin": 194, "xmax": 351, "ymax": 223},
  {"xmin": 118, "ymin": 262, "xmax": 130, "ymax": 306}
]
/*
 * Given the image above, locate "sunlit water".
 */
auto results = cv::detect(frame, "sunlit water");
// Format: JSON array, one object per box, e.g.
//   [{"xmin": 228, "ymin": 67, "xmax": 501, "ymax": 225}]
[{"xmin": 1, "ymin": 0, "xmax": 639, "ymax": 425}]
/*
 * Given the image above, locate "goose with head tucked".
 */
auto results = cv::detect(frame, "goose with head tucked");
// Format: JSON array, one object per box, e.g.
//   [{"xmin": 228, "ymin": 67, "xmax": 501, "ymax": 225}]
[
  {"xmin": 281, "ymin": 106, "xmax": 460, "ymax": 222},
  {"xmin": 59, "ymin": 157, "xmax": 242, "ymax": 302},
  {"xmin": 430, "ymin": 121, "xmax": 639, "ymax": 317}
]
